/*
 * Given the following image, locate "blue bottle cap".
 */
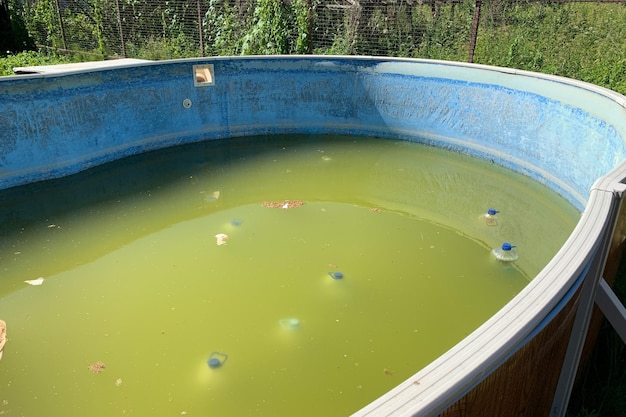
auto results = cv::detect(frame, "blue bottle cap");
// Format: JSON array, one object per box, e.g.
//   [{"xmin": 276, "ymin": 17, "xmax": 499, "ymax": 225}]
[
  {"xmin": 208, "ymin": 358, "xmax": 221, "ymax": 368},
  {"xmin": 502, "ymin": 242, "xmax": 516, "ymax": 251},
  {"xmin": 328, "ymin": 271, "xmax": 344, "ymax": 279},
  {"xmin": 487, "ymin": 208, "xmax": 499, "ymax": 215}
]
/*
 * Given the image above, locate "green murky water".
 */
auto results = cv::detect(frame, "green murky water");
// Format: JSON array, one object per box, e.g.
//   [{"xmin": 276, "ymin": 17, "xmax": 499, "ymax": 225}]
[{"xmin": 0, "ymin": 135, "xmax": 579, "ymax": 416}]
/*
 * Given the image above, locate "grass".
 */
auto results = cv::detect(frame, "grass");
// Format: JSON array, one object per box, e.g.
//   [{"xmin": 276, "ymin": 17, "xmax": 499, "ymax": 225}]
[
  {"xmin": 472, "ymin": 2, "xmax": 626, "ymax": 96},
  {"xmin": 0, "ymin": 50, "xmax": 74, "ymax": 76}
]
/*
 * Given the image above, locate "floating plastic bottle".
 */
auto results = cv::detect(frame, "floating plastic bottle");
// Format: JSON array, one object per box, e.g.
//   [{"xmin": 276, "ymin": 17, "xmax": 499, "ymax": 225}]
[
  {"xmin": 492, "ymin": 242, "xmax": 518, "ymax": 262},
  {"xmin": 328, "ymin": 271, "xmax": 344, "ymax": 280},
  {"xmin": 279, "ymin": 318, "xmax": 300, "ymax": 330},
  {"xmin": 208, "ymin": 351, "xmax": 228, "ymax": 368},
  {"xmin": 205, "ymin": 190, "xmax": 221, "ymax": 202},
  {"xmin": 483, "ymin": 208, "xmax": 499, "ymax": 226}
]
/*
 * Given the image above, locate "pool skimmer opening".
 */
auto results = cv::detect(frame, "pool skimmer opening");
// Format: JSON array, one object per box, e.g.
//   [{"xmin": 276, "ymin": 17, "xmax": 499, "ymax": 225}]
[{"xmin": 193, "ymin": 64, "xmax": 214, "ymax": 87}]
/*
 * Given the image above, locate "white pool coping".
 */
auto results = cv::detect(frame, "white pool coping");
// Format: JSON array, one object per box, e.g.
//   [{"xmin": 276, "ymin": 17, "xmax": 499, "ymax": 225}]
[{"xmin": 12, "ymin": 58, "xmax": 152, "ymax": 75}]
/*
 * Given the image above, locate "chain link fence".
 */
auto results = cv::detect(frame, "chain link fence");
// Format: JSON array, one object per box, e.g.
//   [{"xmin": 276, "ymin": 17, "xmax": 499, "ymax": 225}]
[{"xmin": 6, "ymin": 0, "xmax": 626, "ymax": 91}]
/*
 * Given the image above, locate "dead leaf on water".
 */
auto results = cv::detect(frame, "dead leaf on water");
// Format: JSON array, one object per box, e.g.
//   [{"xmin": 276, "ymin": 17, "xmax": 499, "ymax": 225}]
[
  {"xmin": 88, "ymin": 361, "xmax": 106, "ymax": 374},
  {"xmin": 262, "ymin": 200, "xmax": 305, "ymax": 209}
]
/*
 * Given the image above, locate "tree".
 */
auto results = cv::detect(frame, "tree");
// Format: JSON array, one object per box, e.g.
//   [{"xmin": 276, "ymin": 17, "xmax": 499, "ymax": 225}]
[{"xmin": 0, "ymin": 0, "xmax": 35, "ymax": 56}]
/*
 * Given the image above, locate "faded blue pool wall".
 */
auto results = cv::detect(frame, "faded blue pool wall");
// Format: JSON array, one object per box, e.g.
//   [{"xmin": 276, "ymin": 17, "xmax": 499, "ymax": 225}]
[{"xmin": 1, "ymin": 57, "xmax": 626, "ymax": 210}]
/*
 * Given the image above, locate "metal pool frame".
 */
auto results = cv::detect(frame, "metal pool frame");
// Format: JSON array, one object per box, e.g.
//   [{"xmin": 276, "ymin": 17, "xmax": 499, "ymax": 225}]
[{"xmin": 2, "ymin": 56, "xmax": 626, "ymax": 416}]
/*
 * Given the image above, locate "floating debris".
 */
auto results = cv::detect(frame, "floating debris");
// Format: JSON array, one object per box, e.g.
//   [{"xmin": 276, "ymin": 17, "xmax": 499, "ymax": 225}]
[
  {"xmin": 492, "ymin": 242, "xmax": 519, "ymax": 262},
  {"xmin": 328, "ymin": 271, "xmax": 344, "ymax": 280},
  {"xmin": 0, "ymin": 320, "xmax": 6, "ymax": 361},
  {"xmin": 88, "ymin": 361, "xmax": 106, "ymax": 374},
  {"xmin": 204, "ymin": 191, "xmax": 221, "ymax": 202},
  {"xmin": 24, "ymin": 277, "xmax": 45, "ymax": 286},
  {"xmin": 279, "ymin": 318, "xmax": 300, "ymax": 330},
  {"xmin": 262, "ymin": 200, "xmax": 305, "ymax": 209},
  {"xmin": 482, "ymin": 208, "xmax": 499, "ymax": 226},
  {"xmin": 208, "ymin": 352, "xmax": 228, "ymax": 368},
  {"xmin": 215, "ymin": 233, "xmax": 229, "ymax": 246}
]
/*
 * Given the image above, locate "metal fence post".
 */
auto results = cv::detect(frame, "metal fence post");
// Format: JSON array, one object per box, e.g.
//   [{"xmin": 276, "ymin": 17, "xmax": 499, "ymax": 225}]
[
  {"xmin": 115, "ymin": 0, "xmax": 126, "ymax": 57},
  {"xmin": 197, "ymin": 0, "xmax": 204, "ymax": 57},
  {"xmin": 53, "ymin": 0, "xmax": 67, "ymax": 50},
  {"xmin": 468, "ymin": 0, "xmax": 481, "ymax": 63}
]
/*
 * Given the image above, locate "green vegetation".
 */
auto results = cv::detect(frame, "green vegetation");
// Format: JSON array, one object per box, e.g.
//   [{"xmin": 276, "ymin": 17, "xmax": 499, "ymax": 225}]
[
  {"xmin": 1, "ymin": 0, "xmax": 626, "ymax": 94},
  {"xmin": 0, "ymin": 50, "xmax": 73, "ymax": 75},
  {"xmin": 0, "ymin": 0, "xmax": 35, "ymax": 55},
  {"xmin": 474, "ymin": 2, "xmax": 626, "ymax": 95}
]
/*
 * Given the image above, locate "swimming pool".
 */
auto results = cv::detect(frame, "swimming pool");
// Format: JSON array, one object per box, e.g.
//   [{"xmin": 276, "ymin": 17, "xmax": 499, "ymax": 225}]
[{"xmin": 2, "ymin": 56, "xmax": 626, "ymax": 416}]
